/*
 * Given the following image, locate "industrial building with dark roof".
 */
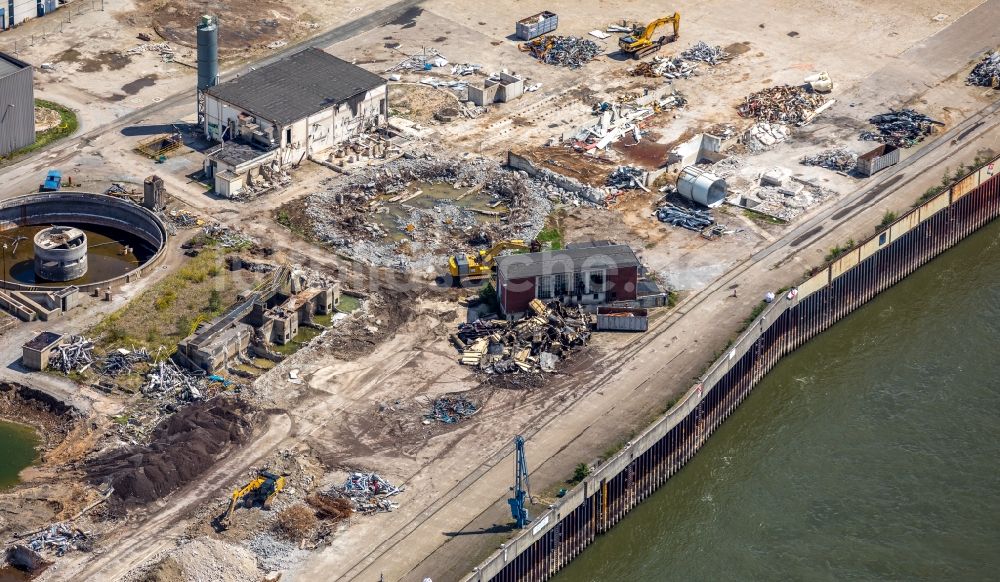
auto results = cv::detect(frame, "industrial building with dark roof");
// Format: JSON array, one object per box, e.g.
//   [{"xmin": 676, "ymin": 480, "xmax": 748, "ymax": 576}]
[
  {"xmin": 495, "ymin": 243, "xmax": 642, "ymax": 316},
  {"xmin": 0, "ymin": 51, "xmax": 35, "ymax": 157},
  {"xmin": 201, "ymin": 47, "xmax": 388, "ymax": 198}
]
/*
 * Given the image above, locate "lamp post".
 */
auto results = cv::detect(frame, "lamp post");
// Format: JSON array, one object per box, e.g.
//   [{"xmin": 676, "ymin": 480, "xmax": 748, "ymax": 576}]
[{"xmin": 2, "ymin": 242, "xmax": 7, "ymax": 291}]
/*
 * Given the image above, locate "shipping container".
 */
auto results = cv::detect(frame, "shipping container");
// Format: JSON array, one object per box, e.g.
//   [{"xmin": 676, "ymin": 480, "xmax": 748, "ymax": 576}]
[
  {"xmin": 516, "ymin": 11, "xmax": 558, "ymax": 41},
  {"xmin": 596, "ymin": 307, "xmax": 648, "ymax": 332},
  {"xmin": 857, "ymin": 144, "xmax": 900, "ymax": 177}
]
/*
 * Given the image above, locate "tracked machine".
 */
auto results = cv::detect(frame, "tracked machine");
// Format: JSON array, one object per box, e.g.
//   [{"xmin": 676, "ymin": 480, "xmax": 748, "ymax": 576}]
[
  {"xmin": 215, "ymin": 470, "xmax": 286, "ymax": 530},
  {"xmin": 618, "ymin": 12, "xmax": 681, "ymax": 59}
]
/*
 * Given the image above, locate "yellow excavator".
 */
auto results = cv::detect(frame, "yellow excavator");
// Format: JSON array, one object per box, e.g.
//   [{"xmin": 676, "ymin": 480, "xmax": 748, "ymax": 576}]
[
  {"xmin": 447, "ymin": 239, "xmax": 540, "ymax": 284},
  {"xmin": 215, "ymin": 470, "xmax": 286, "ymax": 530},
  {"xmin": 618, "ymin": 12, "xmax": 681, "ymax": 59}
]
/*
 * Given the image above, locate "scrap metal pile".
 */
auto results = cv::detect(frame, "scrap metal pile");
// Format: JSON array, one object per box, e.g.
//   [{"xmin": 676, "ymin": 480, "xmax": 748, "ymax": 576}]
[
  {"xmin": 334, "ymin": 472, "xmax": 403, "ymax": 514},
  {"xmin": 49, "ymin": 336, "xmax": 95, "ymax": 374},
  {"xmin": 607, "ymin": 166, "xmax": 647, "ymax": 190},
  {"xmin": 98, "ymin": 347, "xmax": 153, "ymax": 377},
  {"xmin": 522, "ymin": 35, "xmax": 602, "ymax": 68},
  {"xmin": 204, "ymin": 223, "xmax": 255, "ymax": 249},
  {"xmin": 680, "ymin": 41, "xmax": 730, "ymax": 65},
  {"xmin": 27, "ymin": 523, "xmax": 91, "ymax": 557},
  {"xmin": 655, "ymin": 203, "xmax": 714, "ymax": 231},
  {"xmin": 427, "ymin": 396, "xmax": 478, "ymax": 424},
  {"xmin": 860, "ymin": 109, "xmax": 943, "ymax": 148},
  {"xmin": 143, "ymin": 359, "xmax": 206, "ymax": 401},
  {"xmin": 967, "ymin": 51, "xmax": 1000, "ymax": 87},
  {"xmin": 738, "ymin": 85, "xmax": 831, "ymax": 126},
  {"xmin": 573, "ymin": 92, "xmax": 685, "ymax": 153},
  {"xmin": 631, "ymin": 56, "xmax": 696, "ymax": 79},
  {"xmin": 800, "ymin": 147, "xmax": 858, "ymax": 172},
  {"xmin": 455, "ymin": 300, "xmax": 592, "ymax": 374}
]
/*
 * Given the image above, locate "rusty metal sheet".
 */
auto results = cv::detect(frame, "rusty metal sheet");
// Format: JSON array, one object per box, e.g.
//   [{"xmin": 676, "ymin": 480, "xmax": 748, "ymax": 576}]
[
  {"xmin": 919, "ymin": 192, "xmax": 949, "ymax": 222},
  {"xmin": 831, "ymin": 247, "xmax": 860, "ymax": 280},
  {"xmin": 890, "ymin": 211, "xmax": 919, "ymax": 243},
  {"xmin": 950, "ymin": 172, "xmax": 978, "ymax": 201},
  {"xmin": 797, "ymin": 268, "xmax": 829, "ymax": 300}
]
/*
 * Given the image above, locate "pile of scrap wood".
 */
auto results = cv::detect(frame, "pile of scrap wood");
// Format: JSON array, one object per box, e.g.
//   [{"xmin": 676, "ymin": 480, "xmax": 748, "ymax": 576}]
[
  {"xmin": 737, "ymin": 85, "xmax": 832, "ymax": 126},
  {"xmin": 454, "ymin": 299, "xmax": 592, "ymax": 374}
]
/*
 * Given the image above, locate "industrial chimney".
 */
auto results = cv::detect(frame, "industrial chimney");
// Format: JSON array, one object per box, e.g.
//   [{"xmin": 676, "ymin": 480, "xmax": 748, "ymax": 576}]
[{"xmin": 196, "ymin": 15, "xmax": 219, "ymax": 136}]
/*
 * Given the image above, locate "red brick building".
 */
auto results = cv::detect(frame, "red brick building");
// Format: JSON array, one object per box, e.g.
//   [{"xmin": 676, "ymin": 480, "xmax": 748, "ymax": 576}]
[{"xmin": 495, "ymin": 243, "xmax": 641, "ymax": 316}]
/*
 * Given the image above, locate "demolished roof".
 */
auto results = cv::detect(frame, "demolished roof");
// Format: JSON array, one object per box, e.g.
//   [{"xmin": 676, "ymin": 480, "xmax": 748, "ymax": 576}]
[
  {"xmin": 206, "ymin": 48, "xmax": 387, "ymax": 125},
  {"xmin": 496, "ymin": 244, "xmax": 640, "ymax": 280}
]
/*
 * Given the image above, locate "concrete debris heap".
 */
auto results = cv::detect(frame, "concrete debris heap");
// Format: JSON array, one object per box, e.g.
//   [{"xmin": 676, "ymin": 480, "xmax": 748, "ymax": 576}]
[
  {"xmin": 800, "ymin": 147, "xmax": 858, "ymax": 172},
  {"xmin": 205, "ymin": 223, "xmax": 255, "ymax": 249},
  {"xmin": 967, "ymin": 51, "xmax": 1000, "ymax": 87},
  {"xmin": 631, "ymin": 56, "xmax": 697, "ymax": 79},
  {"xmin": 860, "ymin": 109, "xmax": 943, "ymax": 148},
  {"xmin": 143, "ymin": 359, "xmax": 207, "ymax": 401},
  {"xmin": 738, "ymin": 85, "xmax": 831, "ymax": 126},
  {"xmin": 455, "ymin": 299, "xmax": 592, "ymax": 374},
  {"xmin": 49, "ymin": 335, "xmax": 95, "ymax": 374},
  {"xmin": 522, "ymin": 35, "xmax": 602, "ymax": 68},
  {"xmin": 98, "ymin": 347, "xmax": 152, "ymax": 377},
  {"xmin": 741, "ymin": 122, "xmax": 790, "ymax": 152},
  {"xmin": 680, "ymin": 41, "xmax": 730, "ymax": 65},
  {"xmin": 573, "ymin": 91, "xmax": 685, "ymax": 152},
  {"xmin": 427, "ymin": 396, "xmax": 478, "ymax": 424},
  {"xmin": 27, "ymin": 523, "xmax": 91, "ymax": 557},
  {"xmin": 739, "ymin": 172, "xmax": 836, "ymax": 222},
  {"xmin": 335, "ymin": 472, "xmax": 403, "ymax": 514},
  {"xmin": 606, "ymin": 166, "xmax": 647, "ymax": 190},
  {"xmin": 655, "ymin": 203, "xmax": 714, "ymax": 231}
]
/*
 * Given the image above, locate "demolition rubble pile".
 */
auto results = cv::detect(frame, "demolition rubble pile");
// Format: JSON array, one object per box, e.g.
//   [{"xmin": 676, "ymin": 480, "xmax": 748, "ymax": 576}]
[
  {"xmin": 739, "ymin": 173, "xmax": 836, "ymax": 221},
  {"xmin": 99, "ymin": 347, "xmax": 152, "ymax": 377},
  {"xmin": 143, "ymin": 358, "xmax": 207, "ymax": 401},
  {"xmin": 680, "ymin": 41, "xmax": 730, "ymax": 65},
  {"xmin": 738, "ymin": 85, "xmax": 831, "ymax": 126},
  {"xmin": 333, "ymin": 472, "xmax": 402, "ymax": 514},
  {"xmin": 607, "ymin": 166, "xmax": 647, "ymax": 190},
  {"xmin": 427, "ymin": 396, "xmax": 478, "ymax": 424},
  {"xmin": 573, "ymin": 92, "xmax": 686, "ymax": 152},
  {"xmin": 800, "ymin": 147, "xmax": 858, "ymax": 172},
  {"xmin": 656, "ymin": 203, "xmax": 714, "ymax": 231},
  {"xmin": 860, "ymin": 109, "xmax": 943, "ymax": 148},
  {"xmin": 48, "ymin": 336, "xmax": 95, "ymax": 374},
  {"xmin": 205, "ymin": 223, "xmax": 255, "ymax": 249},
  {"xmin": 455, "ymin": 300, "xmax": 592, "ymax": 374},
  {"xmin": 304, "ymin": 152, "xmax": 573, "ymax": 269},
  {"xmin": 522, "ymin": 35, "xmax": 602, "ymax": 68},
  {"xmin": 631, "ymin": 56, "xmax": 697, "ymax": 79},
  {"xmin": 967, "ymin": 51, "xmax": 1000, "ymax": 87},
  {"xmin": 741, "ymin": 122, "xmax": 790, "ymax": 153},
  {"xmin": 87, "ymin": 399, "xmax": 252, "ymax": 506},
  {"xmin": 27, "ymin": 523, "xmax": 91, "ymax": 557}
]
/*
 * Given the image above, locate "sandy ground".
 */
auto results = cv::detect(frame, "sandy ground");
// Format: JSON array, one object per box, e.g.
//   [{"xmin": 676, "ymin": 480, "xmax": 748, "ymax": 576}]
[{"xmin": 0, "ymin": 0, "xmax": 997, "ymax": 581}]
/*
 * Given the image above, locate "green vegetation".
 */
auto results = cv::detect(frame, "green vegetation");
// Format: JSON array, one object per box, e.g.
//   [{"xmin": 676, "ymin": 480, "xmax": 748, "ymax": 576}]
[
  {"xmin": 741, "ymin": 301, "xmax": 768, "ymax": 331},
  {"xmin": 824, "ymin": 238, "xmax": 856, "ymax": 263},
  {"xmin": 478, "ymin": 282, "xmax": 500, "ymax": 313},
  {"xmin": 336, "ymin": 294, "xmax": 363, "ymax": 313},
  {"xmin": 876, "ymin": 210, "xmax": 898, "ymax": 233},
  {"xmin": 0, "ymin": 99, "xmax": 79, "ymax": 165},
  {"xmin": 743, "ymin": 208, "xmax": 789, "ymax": 225},
  {"xmin": 536, "ymin": 226, "xmax": 563, "ymax": 250},
  {"xmin": 914, "ymin": 152, "xmax": 996, "ymax": 207},
  {"xmin": 667, "ymin": 290, "xmax": 679, "ymax": 308},
  {"xmin": 569, "ymin": 463, "xmax": 591, "ymax": 485}
]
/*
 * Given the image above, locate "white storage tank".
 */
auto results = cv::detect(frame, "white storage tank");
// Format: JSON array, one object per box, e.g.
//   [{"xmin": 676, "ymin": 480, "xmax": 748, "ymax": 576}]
[{"xmin": 676, "ymin": 166, "xmax": 726, "ymax": 208}]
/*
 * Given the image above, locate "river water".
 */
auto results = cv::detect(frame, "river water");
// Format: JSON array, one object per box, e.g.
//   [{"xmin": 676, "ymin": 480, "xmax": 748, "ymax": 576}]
[
  {"xmin": 0, "ymin": 420, "xmax": 38, "ymax": 490},
  {"xmin": 556, "ymin": 219, "xmax": 1000, "ymax": 581}
]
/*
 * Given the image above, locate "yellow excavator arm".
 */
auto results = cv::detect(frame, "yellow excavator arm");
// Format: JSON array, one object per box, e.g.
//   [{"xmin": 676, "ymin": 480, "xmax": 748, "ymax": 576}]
[
  {"xmin": 448, "ymin": 239, "xmax": 531, "ymax": 281},
  {"xmin": 217, "ymin": 471, "xmax": 286, "ymax": 529},
  {"xmin": 619, "ymin": 12, "xmax": 681, "ymax": 57}
]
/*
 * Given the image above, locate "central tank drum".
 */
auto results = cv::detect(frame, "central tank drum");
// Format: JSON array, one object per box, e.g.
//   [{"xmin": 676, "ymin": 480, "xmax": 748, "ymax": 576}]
[
  {"xmin": 676, "ymin": 166, "xmax": 727, "ymax": 208},
  {"xmin": 33, "ymin": 225, "xmax": 88, "ymax": 282}
]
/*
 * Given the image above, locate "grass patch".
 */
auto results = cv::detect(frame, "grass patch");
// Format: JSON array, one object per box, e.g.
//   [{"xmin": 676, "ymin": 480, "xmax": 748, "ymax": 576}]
[
  {"xmin": 90, "ymin": 250, "xmax": 250, "ymax": 353},
  {"xmin": 741, "ymin": 301, "xmax": 768, "ymax": 331},
  {"xmin": 876, "ymin": 210, "xmax": 897, "ymax": 233},
  {"xmin": 824, "ymin": 238, "xmax": 856, "ymax": 263},
  {"xmin": 536, "ymin": 226, "xmax": 563, "ymax": 250},
  {"xmin": 743, "ymin": 208, "xmax": 789, "ymax": 225},
  {"xmin": 336, "ymin": 295, "xmax": 362, "ymax": 313},
  {"xmin": 0, "ymin": 99, "xmax": 79, "ymax": 165}
]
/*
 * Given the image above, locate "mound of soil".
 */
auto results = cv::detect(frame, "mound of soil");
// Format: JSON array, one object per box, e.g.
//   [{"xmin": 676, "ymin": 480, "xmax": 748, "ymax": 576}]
[{"xmin": 87, "ymin": 399, "xmax": 252, "ymax": 507}]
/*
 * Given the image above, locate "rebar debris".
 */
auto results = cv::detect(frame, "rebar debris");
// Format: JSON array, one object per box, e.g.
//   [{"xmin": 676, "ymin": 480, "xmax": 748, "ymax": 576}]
[
  {"xmin": 98, "ymin": 347, "xmax": 152, "ymax": 377},
  {"xmin": 800, "ymin": 147, "xmax": 858, "ymax": 172},
  {"xmin": 680, "ymin": 41, "xmax": 730, "ymax": 65},
  {"xmin": 334, "ymin": 472, "xmax": 403, "ymax": 514},
  {"xmin": 606, "ymin": 166, "xmax": 647, "ymax": 190},
  {"xmin": 143, "ymin": 359, "xmax": 206, "ymax": 401},
  {"xmin": 860, "ymin": 109, "xmax": 943, "ymax": 148},
  {"xmin": 27, "ymin": 523, "xmax": 90, "ymax": 557}
]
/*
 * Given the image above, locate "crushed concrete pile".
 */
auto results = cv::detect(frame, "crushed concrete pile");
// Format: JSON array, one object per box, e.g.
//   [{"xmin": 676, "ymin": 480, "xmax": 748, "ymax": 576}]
[
  {"xmin": 455, "ymin": 299, "xmax": 592, "ymax": 374},
  {"xmin": 967, "ymin": 51, "xmax": 1000, "ymax": 87},
  {"xmin": 739, "ymin": 177, "xmax": 835, "ymax": 221},
  {"xmin": 87, "ymin": 398, "xmax": 252, "ymax": 508},
  {"xmin": 522, "ymin": 35, "xmax": 602, "ymax": 68},
  {"xmin": 333, "ymin": 472, "xmax": 403, "ymax": 514},
  {"xmin": 800, "ymin": 148, "xmax": 858, "ymax": 172},
  {"xmin": 741, "ymin": 122, "xmax": 790, "ymax": 152},
  {"xmin": 631, "ymin": 56, "xmax": 696, "ymax": 79},
  {"xmin": 303, "ymin": 152, "xmax": 565, "ymax": 270},
  {"xmin": 860, "ymin": 109, "xmax": 943, "ymax": 148},
  {"xmin": 681, "ymin": 41, "xmax": 730, "ymax": 65},
  {"xmin": 170, "ymin": 539, "xmax": 260, "ymax": 582},
  {"xmin": 738, "ymin": 85, "xmax": 830, "ymax": 126},
  {"xmin": 243, "ymin": 532, "xmax": 309, "ymax": 572}
]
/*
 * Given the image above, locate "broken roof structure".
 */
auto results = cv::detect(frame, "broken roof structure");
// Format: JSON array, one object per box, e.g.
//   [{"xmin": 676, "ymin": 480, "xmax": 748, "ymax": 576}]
[{"xmin": 495, "ymin": 244, "xmax": 640, "ymax": 280}]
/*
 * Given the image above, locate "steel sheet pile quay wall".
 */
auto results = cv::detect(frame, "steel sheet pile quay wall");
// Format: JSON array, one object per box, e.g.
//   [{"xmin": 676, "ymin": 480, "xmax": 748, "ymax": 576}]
[{"xmin": 464, "ymin": 154, "xmax": 1000, "ymax": 582}]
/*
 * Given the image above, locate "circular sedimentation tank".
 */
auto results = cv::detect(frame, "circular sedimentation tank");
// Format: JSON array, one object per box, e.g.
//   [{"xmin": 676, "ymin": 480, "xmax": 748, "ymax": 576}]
[
  {"xmin": 33, "ymin": 226, "xmax": 89, "ymax": 281},
  {"xmin": 0, "ymin": 192, "xmax": 168, "ymax": 291}
]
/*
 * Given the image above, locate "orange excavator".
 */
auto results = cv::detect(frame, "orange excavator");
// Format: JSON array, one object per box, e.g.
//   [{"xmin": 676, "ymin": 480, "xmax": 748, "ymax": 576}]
[{"xmin": 618, "ymin": 12, "xmax": 681, "ymax": 59}]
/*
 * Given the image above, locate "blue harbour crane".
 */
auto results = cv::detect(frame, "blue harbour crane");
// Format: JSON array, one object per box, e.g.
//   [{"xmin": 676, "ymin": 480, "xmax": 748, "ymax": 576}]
[{"xmin": 508, "ymin": 435, "xmax": 531, "ymax": 528}]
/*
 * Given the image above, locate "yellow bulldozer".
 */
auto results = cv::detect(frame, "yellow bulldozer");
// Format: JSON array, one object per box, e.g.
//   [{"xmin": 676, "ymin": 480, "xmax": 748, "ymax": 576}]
[
  {"xmin": 215, "ymin": 470, "xmax": 286, "ymax": 530},
  {"xmin": 447, "ymin": 239, "xmax": 541, "ymax": 284},
  {"xmin": 618, "ymin": 12, "xmax": 681, "ymax": 59}
]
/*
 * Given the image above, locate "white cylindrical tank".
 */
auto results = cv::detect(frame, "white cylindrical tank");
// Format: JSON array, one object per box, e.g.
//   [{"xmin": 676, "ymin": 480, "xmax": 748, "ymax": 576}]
[{"xmin": 676, "ymin": 166, "xmax": 727, "ymax": 208}]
